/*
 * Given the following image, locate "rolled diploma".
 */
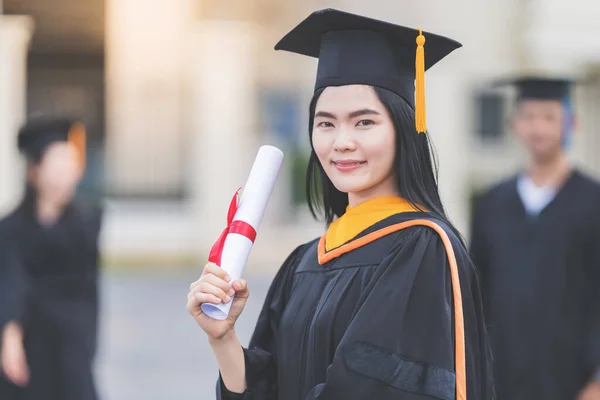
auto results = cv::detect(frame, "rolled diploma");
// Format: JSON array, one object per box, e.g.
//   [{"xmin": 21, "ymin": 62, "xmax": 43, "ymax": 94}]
[{"xmin": 201, "ymin": 145, "xmax": 284, "ymax": 320}]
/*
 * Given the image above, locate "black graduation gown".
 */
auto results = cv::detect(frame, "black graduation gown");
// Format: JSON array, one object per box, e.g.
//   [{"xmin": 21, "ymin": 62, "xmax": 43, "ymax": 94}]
[
  {"xmin": 470, "ymin": 170, "xmax": 600, "ymax": 400},
  {"xmin": 0, "ymin": 200, "xmax": 102, "ymax": 400},
  {"xmin": 217, "ymin": 212, "xmax": 494, "ymax": 399}
]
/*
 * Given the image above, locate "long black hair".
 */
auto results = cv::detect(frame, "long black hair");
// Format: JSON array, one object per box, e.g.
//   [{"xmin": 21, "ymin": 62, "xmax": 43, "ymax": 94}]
[
  {"xmin": 306, "ymin": 86, "xmax": 456, "ymax": 232},
  {"xmin": 306, "ymin": 85, "xmax": 494, "ymax": 396}
]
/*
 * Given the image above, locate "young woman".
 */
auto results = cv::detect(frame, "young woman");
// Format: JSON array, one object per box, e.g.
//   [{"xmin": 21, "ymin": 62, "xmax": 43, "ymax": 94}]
[
  {"xmin": 0, "ymin": 118, "xmax": 102, "ymax": 400},
  {"xmin": 188, "ymin": 9, "xmax": 494, "ymax": 400}
]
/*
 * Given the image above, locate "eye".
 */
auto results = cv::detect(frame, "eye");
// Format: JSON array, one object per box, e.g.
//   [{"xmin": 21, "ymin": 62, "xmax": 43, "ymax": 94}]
[
  {"xmin": 519, "ymin": 111, "xmax": 533, "ymax": 121},
  {"xmin": 317, "ymin": 121, "xmax": 334, "ymax": 128},
  {"xmin": 356, "ymin": 119, "xmax": 375, "ymax": 127}
]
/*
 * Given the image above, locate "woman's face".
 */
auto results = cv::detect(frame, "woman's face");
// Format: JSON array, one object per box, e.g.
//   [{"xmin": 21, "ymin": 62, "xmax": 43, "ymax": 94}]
[
  {"xmin": 30, "ymin": 141, "xmax": 83, "ymax": 206},
  {"xmin": 312, "ymin": 85, "xmax": 398, "ymax": 206}
]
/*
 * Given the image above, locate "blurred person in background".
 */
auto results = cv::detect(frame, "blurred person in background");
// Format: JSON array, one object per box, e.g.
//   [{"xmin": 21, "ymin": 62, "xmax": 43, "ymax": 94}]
[
  {"xmin": 188, "ymin": 9, "xmax": 494, "ymax": 400},
  {"xmin": 470, "ymin": 77, "xmax": 600, "ymax": 400},
  {"xmin": 0, "ymin": 118, "xmax": 103, "ymax": 400}
]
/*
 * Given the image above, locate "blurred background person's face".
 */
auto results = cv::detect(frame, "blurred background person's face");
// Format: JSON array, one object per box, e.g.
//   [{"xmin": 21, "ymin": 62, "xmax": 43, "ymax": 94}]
[
  {"xmin": 512, "ymin": 100, "xmax": 569, "ymax": 163},
  {"xmin": 29, "ymin": 142, "xmax": 83, "ymax": 207}
]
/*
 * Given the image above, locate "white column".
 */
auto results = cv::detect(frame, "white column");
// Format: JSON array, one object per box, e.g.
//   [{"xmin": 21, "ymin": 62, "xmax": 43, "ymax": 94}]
[
  {"xmin": 0, "ymin": 16, "xmax": 33, "ymax": 215},
  {"xmin": 188, "ymin": 21, "xmax": 259, "ymax": 251},
  {"xmin": 105, "ymin": 0, "xmax": 196, "ymax": 195}
]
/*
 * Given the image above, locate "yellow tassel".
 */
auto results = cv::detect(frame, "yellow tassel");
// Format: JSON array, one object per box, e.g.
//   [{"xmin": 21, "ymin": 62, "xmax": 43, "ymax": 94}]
[
  {"xmin": 415, "ymin": 29, "xmax": 426, "ymax": 134},
  {"xmin": 68, "ymin": 122, "xmax": 86, "ymax": 170}
]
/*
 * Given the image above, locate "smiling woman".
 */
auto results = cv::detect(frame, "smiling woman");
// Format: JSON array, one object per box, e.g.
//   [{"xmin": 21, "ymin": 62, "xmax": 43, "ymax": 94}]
[
  {"xmin": 306, "ymin": 84, "xmax": 451, "ymax": 227},
  {"xmin": 187, "ymin": 8, "xmax": 495, "ymax": 400}
]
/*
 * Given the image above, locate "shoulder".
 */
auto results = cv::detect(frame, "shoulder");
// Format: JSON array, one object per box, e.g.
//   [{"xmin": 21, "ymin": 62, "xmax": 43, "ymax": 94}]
[
  {"xmin": 282, "ymin": 238, "xmax": 320, "ymax": 267},
  {"xmin": 0, "ymin": 208, "xmax": 23, "ymax": 236},
  {"xmin": 402, "ymin": 216, "xmax": 466, "ymax": 254},
  {"xmin": 264, "ymin": 238, "xmax": 321, "ymax": 304},
  {"xmin": 372, "ymin": 214, "xmax": 467, "ymax": 259},
  {"xmin": 67, "ymin": 200, "xmax": 104, "ymax": 241},
  {"xmin": 73, "ymin": 197, "xmax": 104, "ymax": 217},
  {"xmin": 71, "ymin": 198, "xmax": 104, "ymax": 225},
  {"xmin": 0, "ymin": 215, "xmax": 12, "ymax": 234},
  {"xmin": 383, "ymin": 215, "xmax": 472, "ymax": 278},
  {"xmin": 376, "ymin": 213, "xmax": 464, "ymax": 247},
  {"xmin": 0, "ymin": 212, "xmax": 23, "ymax": 262},
  {"xmin": 571, "ymin": 169, "xmax": 600, "ymax": 197},
  {"xmin": 477, "ymin": 175, "xmax": 518, "ymax": 210},
  {"xmin": 568, "ymin": 170, "xmax": 600, "ymax": 221}
]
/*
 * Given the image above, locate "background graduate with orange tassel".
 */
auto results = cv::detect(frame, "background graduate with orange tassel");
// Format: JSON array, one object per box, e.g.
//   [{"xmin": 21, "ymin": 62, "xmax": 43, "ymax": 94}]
[{"xmin": 0, "ymin": 117, "xmax": 103, "ymax": 400}]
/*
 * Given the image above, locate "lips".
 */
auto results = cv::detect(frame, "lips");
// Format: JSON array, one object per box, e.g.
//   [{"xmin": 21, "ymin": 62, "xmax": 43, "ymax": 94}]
[
  {"xmin": 332, "ymin": 160, "xmax": 366, "ymax": 166},
  {"xmin": 332, "ymin": 160, "xmax": 366, "ymax": 172}
]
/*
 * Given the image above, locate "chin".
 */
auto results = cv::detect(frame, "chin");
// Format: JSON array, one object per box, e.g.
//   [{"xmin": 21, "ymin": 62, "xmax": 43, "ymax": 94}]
[
  {"xmin": 532, "ymin": 147, "xmax": 561, "ymax": 162},
  {"xmin": 330, "ymin": 180, "xmax": 372, "ymax": 195}
]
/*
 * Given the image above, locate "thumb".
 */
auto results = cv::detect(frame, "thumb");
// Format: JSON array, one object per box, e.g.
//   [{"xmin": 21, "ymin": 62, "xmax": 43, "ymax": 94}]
[
  {"xmin": 3, "ymin": 353, "xmax": 29, "ymax": 387},
  {"xmin": 227, "ymin": 280, "xmax": 249, "ymax": 322}
]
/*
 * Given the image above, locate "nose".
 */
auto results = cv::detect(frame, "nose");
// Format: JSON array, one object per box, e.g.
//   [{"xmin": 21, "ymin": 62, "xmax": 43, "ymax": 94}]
[
  {"xmin": 529, "ymin": 117, "xmax": 545, "ymax": 131},
  {"xmin": 333, "ymin": 127, "xmax": 357, "ymax": 153}
]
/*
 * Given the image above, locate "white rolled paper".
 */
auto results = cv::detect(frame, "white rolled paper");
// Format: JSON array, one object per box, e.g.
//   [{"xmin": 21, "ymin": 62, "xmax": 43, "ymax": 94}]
[{"xmin": 201, "ymin": 145, "xmax": 284, "ymax": 320}]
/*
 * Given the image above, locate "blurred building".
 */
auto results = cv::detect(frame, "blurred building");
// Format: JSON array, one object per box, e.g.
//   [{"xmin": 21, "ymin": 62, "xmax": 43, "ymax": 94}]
[{"xmin": 1, "ymin": 0, "xmax": 599, "ymax": 268}]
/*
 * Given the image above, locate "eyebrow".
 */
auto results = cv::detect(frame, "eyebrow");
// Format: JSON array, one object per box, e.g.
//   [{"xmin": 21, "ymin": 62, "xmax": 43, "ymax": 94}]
[
  {"xmin": 348, "ymin": 108, "xmax": 381, "ymax": 119},
  {"xmin": 315, "ymin": 111, "xmax": 337, "ymax": 119},
  {"xmin": 314, "ymin": 108, "xmax": 381, "ymax": 120}
]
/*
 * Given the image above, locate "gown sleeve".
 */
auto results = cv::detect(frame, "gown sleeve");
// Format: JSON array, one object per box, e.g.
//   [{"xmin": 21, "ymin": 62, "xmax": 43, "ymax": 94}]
[
  {"xmin": 0, "ymin": 218, "xmax": 26, "ymax": 333},
  {"xmin": 86, "ymin": 205, "xmax": 103, "ymax": 359},
  {"xmin": 468, "ymin": 197, "xmax": 492, "ymax": 323},
  {"xmin": 303, "ymin": 227, "xmax": 489, "ymax": 399},
  {"xmin": 468, "ymin": 198, "xmax": 489, "ymax": 283},
  {"xmin": 585, "ymin": 209, "xmax": 600, "ymax": 380},
  {"xmin": 217, "ymin": 243, "xmax": 311, "ymax": 400}
]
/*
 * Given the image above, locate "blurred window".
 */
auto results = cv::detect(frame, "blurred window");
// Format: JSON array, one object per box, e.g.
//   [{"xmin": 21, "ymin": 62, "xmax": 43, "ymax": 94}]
[{"xmin": 475, "ymin": 90, "xmax": 506, "ymax": 141}]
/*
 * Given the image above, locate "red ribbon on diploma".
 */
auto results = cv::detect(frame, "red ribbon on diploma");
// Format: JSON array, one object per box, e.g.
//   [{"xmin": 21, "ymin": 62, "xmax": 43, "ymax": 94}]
[{"xmin": 208, "ymin": 188, "xmax": 257, "ymax": 266}]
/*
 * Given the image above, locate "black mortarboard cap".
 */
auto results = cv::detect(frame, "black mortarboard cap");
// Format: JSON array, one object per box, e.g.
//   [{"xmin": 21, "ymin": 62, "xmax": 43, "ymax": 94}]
[
  {"xmin": 274, "ymin": 8, "xmax": 462, "ymax": 133},
  {"xmin": 497, "ymin": 77, "xmax": 574, "ymax": 101},
  {"xmin": 17, "ymin": 117, "xmax": 86, "ymax": 166}
]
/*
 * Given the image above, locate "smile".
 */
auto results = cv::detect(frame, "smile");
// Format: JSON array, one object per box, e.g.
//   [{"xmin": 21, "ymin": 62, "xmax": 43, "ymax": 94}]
[{"xmin": 332, "ymin": 160, "xmax": 366, "ymax": 172}]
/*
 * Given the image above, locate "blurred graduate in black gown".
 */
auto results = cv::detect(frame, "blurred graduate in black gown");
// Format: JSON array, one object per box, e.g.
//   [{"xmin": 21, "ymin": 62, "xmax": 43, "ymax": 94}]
[
  {"xmin": 470, "ymin": 77, "xmax": 600, "ymax": 400},
  {"xmin": 0, "ymin": 118, "xmax": 103, "ymax": 400}
]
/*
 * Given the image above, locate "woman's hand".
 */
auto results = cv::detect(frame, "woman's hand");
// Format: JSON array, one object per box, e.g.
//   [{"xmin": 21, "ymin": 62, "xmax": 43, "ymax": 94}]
[
  {"xmin": 187, "ymin": 262, "xmax": 250, "ymax": 341},
  {"xmin": 1, "ymin": 321, "xmax": 29, "ymax": 387}
]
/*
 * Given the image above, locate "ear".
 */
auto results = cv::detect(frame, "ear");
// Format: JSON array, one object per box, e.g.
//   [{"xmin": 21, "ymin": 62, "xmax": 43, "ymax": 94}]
[
  {"xmin": 26, "ymin": 163, "xmax": 39, "ymax": 185},
  {"xmin": 570, "ymin": 112, "xmax": 578, "ymax": 135},
  {"xmin": 75, "ymin": 162, "xmax": 85, "ymax": 181},
  {"xmin": 507, "ymin": 111, "xmax": 518, "ymax": 134}
]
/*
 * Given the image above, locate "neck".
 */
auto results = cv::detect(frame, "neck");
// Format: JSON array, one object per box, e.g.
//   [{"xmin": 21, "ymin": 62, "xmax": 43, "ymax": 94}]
[
  {"xmin": 347, "ymin": 178, "xmax": 400, "ymax": 208},
  {"xmin": 528, "ymin": 152, "xmax": 571, "ymax": 188},
  {"xmin": 36, "ymin": 198, "xmax": 65, "ymax": 226}
]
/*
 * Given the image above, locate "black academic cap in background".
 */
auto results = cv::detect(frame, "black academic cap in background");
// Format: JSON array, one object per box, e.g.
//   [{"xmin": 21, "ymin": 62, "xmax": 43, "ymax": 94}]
[{"xmin": 17, "ymin": 117, "xmax": 86, "ymax": 166}]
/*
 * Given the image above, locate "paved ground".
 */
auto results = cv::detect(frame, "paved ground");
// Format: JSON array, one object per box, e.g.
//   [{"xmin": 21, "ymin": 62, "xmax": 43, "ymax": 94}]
[{"xmin": 95, "ymin": 269, "xmax": 274, "ymax": 400}]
